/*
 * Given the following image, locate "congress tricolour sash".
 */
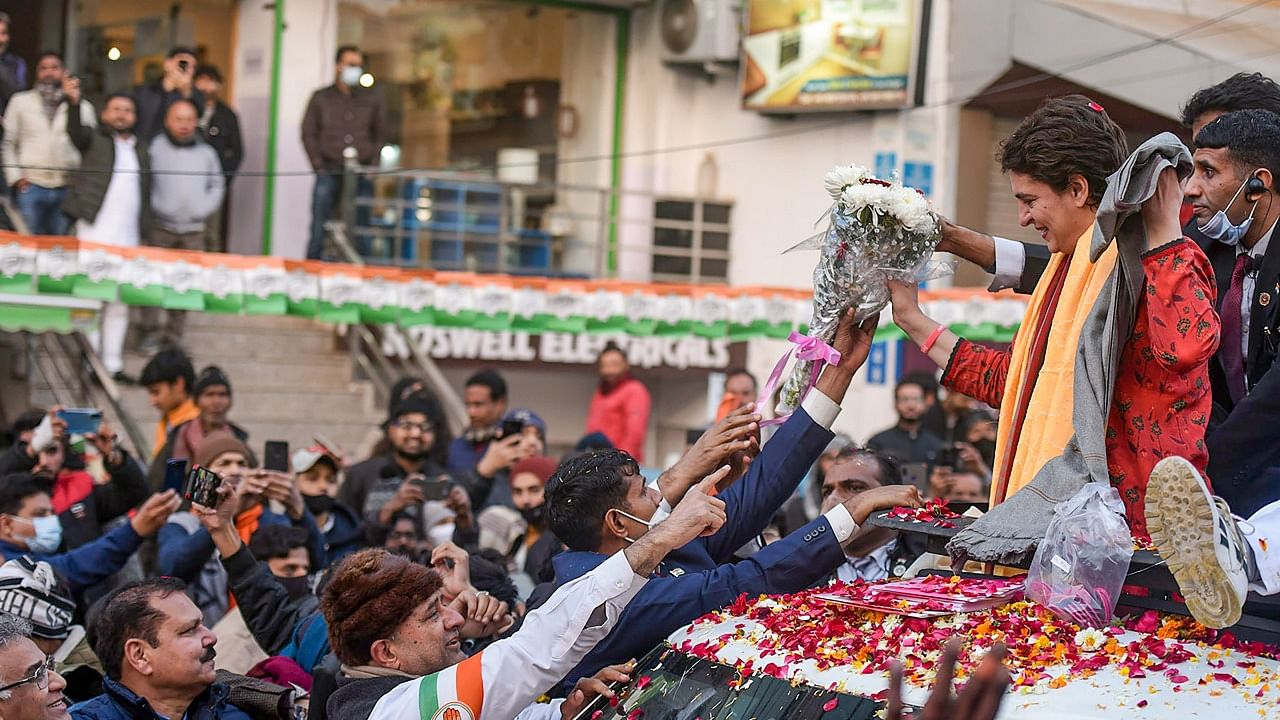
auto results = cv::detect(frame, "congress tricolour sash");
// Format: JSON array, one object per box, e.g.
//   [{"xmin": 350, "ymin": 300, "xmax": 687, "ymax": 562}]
[{"xmin": 417, "ymin": 653, "xmax": 485, "ymax": 720}]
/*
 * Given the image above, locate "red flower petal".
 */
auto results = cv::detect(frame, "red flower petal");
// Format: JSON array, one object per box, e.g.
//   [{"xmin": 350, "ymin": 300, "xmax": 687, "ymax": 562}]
[{"xmin": 822, "ymin": 698, "xmax": 839, "ymax": 712}]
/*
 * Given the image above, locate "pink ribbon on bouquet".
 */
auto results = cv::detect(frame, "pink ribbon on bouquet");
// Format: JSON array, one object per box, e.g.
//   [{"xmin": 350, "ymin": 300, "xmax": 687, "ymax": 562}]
[{"xmin": 756, "ymin": 331, "xmax": 842, "ymax": 427}]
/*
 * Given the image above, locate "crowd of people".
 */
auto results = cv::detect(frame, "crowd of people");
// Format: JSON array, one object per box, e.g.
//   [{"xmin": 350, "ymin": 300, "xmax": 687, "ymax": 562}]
[
  {"xmin": 0, "ymin": 304, "xmax": 943, "ymax": 719},
  {"xmin": 3, "ymin": 11, "xmax": 1280, "ymax": 718},
  {"xmin": 0, "ymin": 33, "xmax": 388, "ymax": 376}
]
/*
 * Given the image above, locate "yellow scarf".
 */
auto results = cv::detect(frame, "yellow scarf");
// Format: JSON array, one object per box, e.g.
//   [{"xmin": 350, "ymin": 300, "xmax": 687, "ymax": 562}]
[{"xmin": 990, "ymin": 229, "xmax": 1117, "ymax": 501}]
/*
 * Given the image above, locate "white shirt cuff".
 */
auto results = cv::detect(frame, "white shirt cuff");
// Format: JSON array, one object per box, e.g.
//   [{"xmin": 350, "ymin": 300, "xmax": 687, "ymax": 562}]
[
  {"xmin": 801, "ymin": 388, "xmax": 842, "ymax": 429},
  {"xmin": 988, "ymin": 236, "xmax": 1026, "ymax": 292},
  {"xmin": 823, "ymin": 503, "xmax": 860, "ymax": 544},
  {"xmin": 650, "ymin": 499, "xmax": 673, "ymax": 526}
]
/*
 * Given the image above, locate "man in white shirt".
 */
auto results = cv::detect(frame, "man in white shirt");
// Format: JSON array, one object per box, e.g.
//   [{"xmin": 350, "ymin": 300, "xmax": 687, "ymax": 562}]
[
  {"xmin": 317, "ymin": 472, "xmax": 730, "ymax": 720},
  {"xmin": 63, "ymin": 87, "xmax": 147, "ymax": 383}
]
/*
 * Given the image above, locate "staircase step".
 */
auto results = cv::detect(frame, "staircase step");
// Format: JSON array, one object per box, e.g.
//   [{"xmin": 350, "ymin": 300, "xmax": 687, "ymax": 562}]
[
  {"xmin": 175, "ymin": 326, "xmax": 338, "ymax": 357},
  {"xmin": 183, "ymin": 313, "xmax": 326, "ymax": 331},
  {"xmin": 103, "ymin": 314, "xmax": 384, "ymax": 461},
  {"xmin": 121, "ymin": 353, "xmax": 352, "ymax": 390}
]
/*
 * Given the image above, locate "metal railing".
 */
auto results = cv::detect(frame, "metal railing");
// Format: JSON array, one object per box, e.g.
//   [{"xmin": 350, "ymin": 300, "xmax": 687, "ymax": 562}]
[
  {"xmin": 328, "ymin": 221, "xmax": 469, "ymax": 435},
  {"xmin": 27, "ymin": 331, "xmax": 150, "ymax": 460},
  {"xmin": 333, "ymin": 168, "xmax": 733, "ymax": 283}
]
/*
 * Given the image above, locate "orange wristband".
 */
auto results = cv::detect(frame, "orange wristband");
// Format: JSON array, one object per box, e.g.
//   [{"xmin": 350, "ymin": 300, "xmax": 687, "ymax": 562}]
[{"xmin": 920, "ymin": 325, "xmax": 946, "ymax": 354}]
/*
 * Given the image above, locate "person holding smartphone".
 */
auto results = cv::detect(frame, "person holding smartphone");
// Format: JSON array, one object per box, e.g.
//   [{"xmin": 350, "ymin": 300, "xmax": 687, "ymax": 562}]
[
  {"xmin": 132, "ymin": 47, "xmax": 204, "ymax": 144},
  {"xmin": 452, "ymin": 408, "xmax": 546, "ymax": 511}
]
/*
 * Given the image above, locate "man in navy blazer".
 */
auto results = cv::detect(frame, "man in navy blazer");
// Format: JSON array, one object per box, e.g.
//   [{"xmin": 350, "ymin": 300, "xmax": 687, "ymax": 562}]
[{"xmin": 545, "ymin": 311, "xmax": 923, "ymax": 689}]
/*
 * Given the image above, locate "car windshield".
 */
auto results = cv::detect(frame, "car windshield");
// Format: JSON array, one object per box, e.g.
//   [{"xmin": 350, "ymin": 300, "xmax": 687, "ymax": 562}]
[{"xmin": 586, "ymin": 646, "xmax": 894, "ymax": 720}]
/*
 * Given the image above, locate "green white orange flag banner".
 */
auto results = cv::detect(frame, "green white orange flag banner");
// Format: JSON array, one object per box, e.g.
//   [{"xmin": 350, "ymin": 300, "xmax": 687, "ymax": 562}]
[{"xmin": 0, "ymin": 232, "xmax": 1029, "ymax": 342}]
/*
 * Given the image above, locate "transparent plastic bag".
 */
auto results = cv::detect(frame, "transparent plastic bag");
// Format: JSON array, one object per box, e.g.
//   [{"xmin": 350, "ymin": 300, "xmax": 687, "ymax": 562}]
[{"xmin": 1025, "ymin": 483, "xmax": 1134, "ymax": 627}]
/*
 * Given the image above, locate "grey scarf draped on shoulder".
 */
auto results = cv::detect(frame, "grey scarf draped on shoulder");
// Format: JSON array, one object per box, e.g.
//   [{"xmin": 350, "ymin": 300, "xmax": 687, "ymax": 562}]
[{"xmin": 947, "ymin": 133, "xmax": 1194, "ymax": 566}]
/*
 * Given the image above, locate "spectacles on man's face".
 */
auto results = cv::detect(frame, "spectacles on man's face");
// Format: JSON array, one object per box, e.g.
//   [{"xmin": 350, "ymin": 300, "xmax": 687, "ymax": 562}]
[
  {"xmin": 392, "ymin": 420, "xmax": 434, "ymax": 435},
  {"xmin": 0, "ymin": 656, "xmax": 55, "ymax": 695}
]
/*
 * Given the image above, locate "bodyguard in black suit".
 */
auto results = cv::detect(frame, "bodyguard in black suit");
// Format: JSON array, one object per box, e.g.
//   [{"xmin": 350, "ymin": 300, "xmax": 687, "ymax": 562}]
[{"xmin": 1184, "ymin": 111, "xmax": 1280, "ymax": 516}]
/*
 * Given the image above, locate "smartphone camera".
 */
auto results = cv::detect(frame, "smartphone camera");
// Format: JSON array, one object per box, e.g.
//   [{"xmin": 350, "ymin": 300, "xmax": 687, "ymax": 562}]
[
  {"xmin": 185, "ymin": 466, "xmax": 222, "ymax": 508},
  {"xmin": 935, "ymin": 445, "xmax": 962, "ymax": 470},
  {"xmin": 411, "ymin": 475, "xmax": 454, "ymax": 502},
  {"xmin": 500, "ymin": 418, "xmax": 525, "ymax": 439}
]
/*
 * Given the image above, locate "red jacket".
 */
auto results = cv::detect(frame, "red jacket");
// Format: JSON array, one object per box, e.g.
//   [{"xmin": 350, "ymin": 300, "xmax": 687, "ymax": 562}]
[{"xmin": 585, "ymin": 377, "xmax": 652, "ymax": 462}]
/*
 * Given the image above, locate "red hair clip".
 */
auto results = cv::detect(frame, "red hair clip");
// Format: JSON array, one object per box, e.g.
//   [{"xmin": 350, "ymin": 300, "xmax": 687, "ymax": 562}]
[{"xmin": 1088, "ymin": 101, "xmax": 1105, "ymax": 112}]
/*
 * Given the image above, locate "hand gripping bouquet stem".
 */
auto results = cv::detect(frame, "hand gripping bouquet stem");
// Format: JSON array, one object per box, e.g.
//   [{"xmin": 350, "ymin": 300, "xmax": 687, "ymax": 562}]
[{"xmin": 773, "ymin": 165, "xmax": 946, "ymax": 414}]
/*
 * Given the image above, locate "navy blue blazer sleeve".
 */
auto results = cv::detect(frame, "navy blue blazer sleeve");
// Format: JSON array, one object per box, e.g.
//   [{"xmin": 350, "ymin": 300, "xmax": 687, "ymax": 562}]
[
  {"xmin": 44, "ymin": 523, "xmax": 143, "ymax": 592},
  {"xmin": 156, "ymin": 522, "xmax": 216, "ymax": 581},
  {"xmin": 701, "ymin": 408, "xmax": 834, "ymax": 563},
  {"xmin": 1207, "ymin": 362, "xmax": 1280, "ymax": 516},
  {"xmin": 561, "ymin": 514, "xmax": 846, "ymax": 689}
]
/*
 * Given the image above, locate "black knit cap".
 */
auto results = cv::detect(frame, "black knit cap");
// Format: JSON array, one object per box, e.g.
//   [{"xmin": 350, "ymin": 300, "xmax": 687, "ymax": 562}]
[
  {"xmin": 193, "ymin": 365, "xmax": 232, "ymax": 399},
  {"xmin": 386, "ymin": 391, "xmax": 438, "ymax": 425}
]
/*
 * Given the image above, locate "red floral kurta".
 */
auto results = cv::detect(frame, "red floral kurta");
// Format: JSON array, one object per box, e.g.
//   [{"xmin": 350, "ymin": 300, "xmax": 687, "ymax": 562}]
[{"xmin": 942, "ymin": 239, "xmax": 1220, "ymax": 539}]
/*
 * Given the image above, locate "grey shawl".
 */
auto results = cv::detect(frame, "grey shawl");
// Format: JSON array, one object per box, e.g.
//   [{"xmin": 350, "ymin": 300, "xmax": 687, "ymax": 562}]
[{"xmin": 947, "ymin": 133, "xmax": 1194, "ymax": 565}]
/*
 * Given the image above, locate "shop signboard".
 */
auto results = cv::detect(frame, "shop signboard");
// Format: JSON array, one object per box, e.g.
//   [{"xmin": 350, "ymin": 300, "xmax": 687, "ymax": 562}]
[
  {"xmin": 740, "ymin": 0, "xmax": 928, "ymax": 113},
  {"xmin": 381, "ymin": 324, "xmax": 737, "ymax": 371}
]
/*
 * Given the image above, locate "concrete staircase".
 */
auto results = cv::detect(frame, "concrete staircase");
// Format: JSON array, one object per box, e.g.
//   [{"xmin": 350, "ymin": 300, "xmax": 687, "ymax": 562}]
[{"xmin": 118, "ymin": 314, "xmax": 384, "ymax": 460}]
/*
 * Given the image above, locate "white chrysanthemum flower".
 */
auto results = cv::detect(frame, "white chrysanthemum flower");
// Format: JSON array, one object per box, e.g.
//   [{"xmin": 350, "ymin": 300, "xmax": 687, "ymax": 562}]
[
  {"xmin": 824, "ymin": 165, "xmax": 870, "ymax": 199},
  {"xmin": 1074, "ymin": 628, "xmax": 1107, "ymax": 652}
]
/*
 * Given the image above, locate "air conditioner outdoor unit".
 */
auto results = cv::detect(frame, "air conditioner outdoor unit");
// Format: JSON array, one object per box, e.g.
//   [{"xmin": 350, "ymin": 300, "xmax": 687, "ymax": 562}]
[{"xmin": 660, "ymin": 0, "xmax": 741, "ymax": 65}]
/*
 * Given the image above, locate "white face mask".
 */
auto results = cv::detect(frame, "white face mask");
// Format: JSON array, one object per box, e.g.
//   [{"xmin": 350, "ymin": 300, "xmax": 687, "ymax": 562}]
[
  {"xmin": 340, "ymin": 65, "xmax": 363, "ymax": 87},
  {"xmin": 609, "ymin": 508, "xmax": 652, "ymax": 544},
  {"xmin": 1199, "ymin": 173, "xmax": 1261, "ymax": 246}
]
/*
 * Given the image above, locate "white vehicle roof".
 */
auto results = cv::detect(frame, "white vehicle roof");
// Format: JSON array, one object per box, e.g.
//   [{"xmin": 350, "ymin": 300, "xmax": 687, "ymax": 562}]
[{"xmin": 664, "ymin": 593, "xmax": 1280, "ymax": 719}]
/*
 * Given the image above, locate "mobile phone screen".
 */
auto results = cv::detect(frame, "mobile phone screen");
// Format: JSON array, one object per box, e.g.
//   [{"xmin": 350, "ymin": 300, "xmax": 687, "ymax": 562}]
[
  {"xmin": 163, "ymin": 459, "xmax": 188, "ymax": 495},
  {"xmin": 56, "ymin": 409, "xmax": 102, "ymax": 436},
  {"xmin": 263, "ymin": 440, "xmax": 290, "ymax": 473}
]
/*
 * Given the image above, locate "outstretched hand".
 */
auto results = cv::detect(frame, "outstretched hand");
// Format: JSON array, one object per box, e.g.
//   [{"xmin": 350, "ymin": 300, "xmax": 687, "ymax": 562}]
[
  {"xmin": 661, "ymin": 404, "xmax": 761, "ymax": 502},
  {"xmin": 830, "ymin": 308, "xmax": 881, "ymax": 375},
  {"xmin": 885, "ymin": 639, "xmax": 1009, "ymax": 720},
  {"xmin": 130, "ymin": 491, "xmax": 182, "ymax": 536},
  {"xmin": 560, "ymin": 661, "xmax": 636, "ymax": 720},
  {"xmin": 657, "ymin": 472, "xmax": 729, "ymax": 545}
]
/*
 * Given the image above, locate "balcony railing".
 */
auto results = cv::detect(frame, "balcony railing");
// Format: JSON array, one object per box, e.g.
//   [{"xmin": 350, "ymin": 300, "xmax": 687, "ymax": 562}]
[{"xmin": 336, "ymin": 169, "xmax": 732, "ymax": 282}]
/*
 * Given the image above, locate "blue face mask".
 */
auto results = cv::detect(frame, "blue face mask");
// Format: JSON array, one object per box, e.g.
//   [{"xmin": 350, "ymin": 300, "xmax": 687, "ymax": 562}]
[
  {"xmin": 1199, "ymin": 174, "xmax": 1260, "ymax": 247},
  {"xmin": 22, "ymin": 515, "xmax": 62, "ymax": 555}
]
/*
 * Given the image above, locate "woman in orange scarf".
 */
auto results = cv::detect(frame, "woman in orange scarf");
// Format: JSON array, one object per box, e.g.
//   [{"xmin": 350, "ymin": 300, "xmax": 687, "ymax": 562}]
[{"xmin": 889, "ymin": 97, "xmax": 1219, "ymax": 549}]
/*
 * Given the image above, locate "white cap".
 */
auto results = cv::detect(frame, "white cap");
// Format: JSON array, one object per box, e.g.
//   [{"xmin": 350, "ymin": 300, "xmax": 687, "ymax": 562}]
[{"xmin": 292, "ymin": 446, "xmax": 337, "ymax": 474}]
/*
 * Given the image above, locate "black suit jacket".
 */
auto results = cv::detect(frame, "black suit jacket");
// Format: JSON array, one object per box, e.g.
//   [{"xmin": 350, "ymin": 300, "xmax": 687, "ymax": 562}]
[{"xmin": 1198, "ymin": 221, "xmax": 1280, "ymax": 515}]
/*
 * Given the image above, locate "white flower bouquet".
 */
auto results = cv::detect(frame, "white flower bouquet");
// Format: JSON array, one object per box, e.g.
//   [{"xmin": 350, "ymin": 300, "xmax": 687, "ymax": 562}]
[{"xmin": 777, "ymin": 165, "xmax": 944, "ymax": 413}]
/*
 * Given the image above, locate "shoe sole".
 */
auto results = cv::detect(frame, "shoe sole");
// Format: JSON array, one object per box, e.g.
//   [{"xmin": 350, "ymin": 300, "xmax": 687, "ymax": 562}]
[{"xmin": 1146, "ymin": 458, "xmax": 1243, "ymax": 629}]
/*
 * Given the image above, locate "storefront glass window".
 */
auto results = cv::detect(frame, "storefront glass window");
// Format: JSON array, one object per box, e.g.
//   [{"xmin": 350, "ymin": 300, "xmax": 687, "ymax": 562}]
[
  {"xmin": 338, "ymin": 0, "xmax": 621, "ymax": 274},
  {"xmin": 338, "ymin": 0, "xmax": 617, "ymax": 184}
]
